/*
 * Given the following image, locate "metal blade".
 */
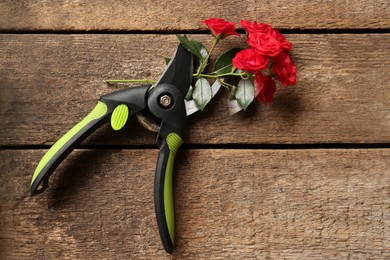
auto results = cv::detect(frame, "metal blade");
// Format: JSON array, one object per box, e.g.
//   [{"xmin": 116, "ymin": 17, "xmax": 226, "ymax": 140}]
[
  {"xmin": 185, "ymin": 79, "xmax": 222, "ymax": 116},
  {"xmin": 227, "ymin": 99, "xmax": 243, "ymax": 115},
  {"xmin": 153, "ymin": 44, "xmax": 193, "ymax": 97}
]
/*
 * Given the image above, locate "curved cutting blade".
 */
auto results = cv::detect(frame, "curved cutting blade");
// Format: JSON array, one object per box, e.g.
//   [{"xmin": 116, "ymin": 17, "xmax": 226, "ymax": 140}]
[{"xmin": 153, "ymin": 44, "xmax": 193, "ymax": 97}]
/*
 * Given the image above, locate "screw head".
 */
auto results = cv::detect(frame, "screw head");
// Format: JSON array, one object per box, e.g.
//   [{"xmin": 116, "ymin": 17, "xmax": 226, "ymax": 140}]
[{"xmin": 159, "ymin": 94, "xmax": 172, "ymax": 107}]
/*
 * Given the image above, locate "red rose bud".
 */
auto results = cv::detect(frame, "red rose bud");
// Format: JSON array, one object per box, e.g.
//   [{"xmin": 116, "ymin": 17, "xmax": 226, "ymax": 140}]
[
  {"xmin": 203, "ymin": 18, "xmax": 239, "ymax": 39},
  {"xmin": 232, "ymin": 48, "xmax": 269, "ymax": 73},
  {"xmin": 271, "ymin": 52, "xmax": 297, "ymax": 86},
  {"xmin": 246, "ymin": 26, "xmax": 292, "ymax": 57},
  {"xmin": 255, "ymin": 73, "xmax": 276, "ymax": 104}
]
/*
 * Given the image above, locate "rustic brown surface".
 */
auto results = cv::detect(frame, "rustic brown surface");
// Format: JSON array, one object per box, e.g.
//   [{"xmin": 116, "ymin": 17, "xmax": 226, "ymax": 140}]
[
  {"xmin": 1, "ymin": 0, "xmax": 389, "ymax": 258},
  {"xmin": 0, "ymin": 0, "xmax": 389, "ymax": 31},
  {"xmin": 0, "ymin": 149, "xmax": 389, "ymax": 259},
  {"xmin": 1, "ymin": 34, "xmax": 389, "ymax": 146}
]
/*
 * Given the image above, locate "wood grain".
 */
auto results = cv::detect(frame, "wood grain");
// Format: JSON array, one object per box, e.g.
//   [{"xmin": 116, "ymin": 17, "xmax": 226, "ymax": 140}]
[
  {"xmin": 0, "ymin": 149, "xmax": 389, "ymax": 259},
  {"xmin": 0, "ymin": 34, "xmax": 389, "ymax": 146},
  {"xmin": 0, "ymin": 0, "xmax": 389, "ymax": 31},
  {"xmin": 1, "ymin": 1, "xmax": 388, "ymax": 260}
]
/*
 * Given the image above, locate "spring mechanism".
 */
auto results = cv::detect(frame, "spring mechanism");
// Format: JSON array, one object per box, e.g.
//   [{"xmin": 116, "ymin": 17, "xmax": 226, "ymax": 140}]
[{"xmin": 136, "ymin": 113, "xmax": 159, "ymax": 133}]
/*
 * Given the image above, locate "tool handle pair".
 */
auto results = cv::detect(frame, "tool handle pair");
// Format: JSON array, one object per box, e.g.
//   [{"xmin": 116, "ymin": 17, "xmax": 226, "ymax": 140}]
[{"xmin": 30, "ymin": 86, "xmax": 180, "ymax": 253}]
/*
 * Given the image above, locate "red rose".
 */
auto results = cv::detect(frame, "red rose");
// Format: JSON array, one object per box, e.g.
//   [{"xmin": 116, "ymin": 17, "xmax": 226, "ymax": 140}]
[
  {"xmin": 247, "ymin": 32, "xmax": 281, "ymax": 57},
  {"xmin": 271, "ymin": 52, "xmax": 297, "ymax": 86},
  {"xmin": 240, "ymin": 20, "xmax": 273, "ymax": 35},
  {"xmin": 203, "ymin": 18, "xmax": 239, "ymax": 39},
  {"xmin": 274, "ymin": 31, "xmax": 292, "ymax": 52},
  {"xmin": 255, "ymin": 73, "xmax": 276, "ymax": 104},
  {"xmin": 245, "ymin": 23, "xmax": 292, "ymax": 57},
  {"xmin": 232, "ymin": 48, "xmax": 269, "ymax": 73}
]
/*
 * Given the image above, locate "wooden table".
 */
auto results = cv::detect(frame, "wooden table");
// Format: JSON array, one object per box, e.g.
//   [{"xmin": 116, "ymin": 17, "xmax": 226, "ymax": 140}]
[{"xmin": 1, "ymin": 1, "xmax": 389, "ymax": 259}]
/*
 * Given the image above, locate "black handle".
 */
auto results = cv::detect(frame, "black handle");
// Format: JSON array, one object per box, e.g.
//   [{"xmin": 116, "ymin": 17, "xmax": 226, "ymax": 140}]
[
  {"xmin": 30, "ymin": 101, "xmax": 112, "ymax": 195},
  {"xmin": 31, "ymin": 85, "xmax": 150, "ymax": 195}
]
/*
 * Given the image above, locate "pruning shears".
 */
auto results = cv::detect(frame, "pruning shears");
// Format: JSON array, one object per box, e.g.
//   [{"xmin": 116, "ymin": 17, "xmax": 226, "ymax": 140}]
[{"xmin": 30, "ymin": 44, "xmax": 220, "ymax": 253}]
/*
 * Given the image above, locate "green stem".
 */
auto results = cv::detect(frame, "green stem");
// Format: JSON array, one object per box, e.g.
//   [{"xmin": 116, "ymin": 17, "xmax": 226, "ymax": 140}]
[
  {"xmin": 104, "ymin": 69, "xmax": 248, "ymax": 85},
  {"xmin": 196, "ymin": 36, "xmax": 220, "ymax": 75},
  {"xmin": 217, "ymin": 79, "xmax": 228, "ymax": 88},
  {"xmin": 217, "ymin": 78, "xmax": 228, "ymax": 89},
  {"xmin": 104, "ymin": 79, "xmax": 157, "ymax": 84},
  {"xmin": 205, "ymin": 37, "xmax": 219, "ymax": 64},
  {"xmin": 220, "ymin": 80, "xmax": 235, "ymax": 88},
  {"xmin": 218, "ymin": 79, "xmax": 236, "ymax": 90},
  {"xmin": 196, "ymin": 72, "xmax": 247, "ymax": 78}
]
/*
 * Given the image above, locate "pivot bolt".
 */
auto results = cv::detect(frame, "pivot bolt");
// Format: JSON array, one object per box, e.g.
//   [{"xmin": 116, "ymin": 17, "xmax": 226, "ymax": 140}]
[{"xmin": 159, "ymin": 94, "xmax": 172, "ymax": 108}]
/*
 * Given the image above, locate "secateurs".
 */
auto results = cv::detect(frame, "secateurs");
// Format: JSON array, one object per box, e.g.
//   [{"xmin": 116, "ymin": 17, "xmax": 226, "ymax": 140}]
[{"xmin": 30, "ymin": 44, "xmax": 220, "ymax": 253}]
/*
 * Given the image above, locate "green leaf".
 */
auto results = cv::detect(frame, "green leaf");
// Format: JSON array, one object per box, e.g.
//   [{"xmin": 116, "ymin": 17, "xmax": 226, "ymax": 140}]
[
  {"xmin": 178, "ymin": 37, "xmax": 208, "ymax": 74},
  {"xmin": 176, "ymin": 35, "xmax": 209, "ymax": 74},
  {"xmin": 193, "ymin": 78, "xmax": 212, "ymax": 111},
  {"xmin": 235, "ymin": 79, "xmax": 255, "ymax": 110},
  {"xmin": 176, "ymin": 35, "xmax": 203, "ymax": 61},
  {"xmin": 185, "ymin": 85, "xmax": 193, "ymax": 100},
  {"xmin": 191, "ymin": 40, "xmax": 208, "ymax": 60},
  {"xmin": 213, "ymin": 48, "xmax": 242, "ymax": 75},
  {"xmin": 164, "ymin": 57, "xmax": 171, "ymax": 65}
]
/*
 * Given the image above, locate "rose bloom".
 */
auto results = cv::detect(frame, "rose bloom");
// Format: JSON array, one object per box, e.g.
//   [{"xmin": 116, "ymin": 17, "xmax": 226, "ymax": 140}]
[
  {"xmin": 271, "ymin": 52, "xmax": 297, "ymax": 86},
  {"xmin": 232, "ymin": 48, "xmax": 269, "ymax": 73},
  {"xmin": 255, "ymin": 73, "xmax": 276, "ymax": 104},
  {"xmin": 248, "ymin": 31, "xmax": 292, "ymax": 57},
  {"xmin": 243, "ymin": 20, "xmax": 292, "ymax": 57},
  {"xmin": 240, "ymin": 20, "xmax": 273, "ymax": 35},
  {"xmin": 203, "ymin": 18, "xmax": 239, "ymax": 38}
]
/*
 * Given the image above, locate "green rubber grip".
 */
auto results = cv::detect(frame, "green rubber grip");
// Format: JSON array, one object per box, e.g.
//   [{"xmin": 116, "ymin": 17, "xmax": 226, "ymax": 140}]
[
  {"xmin": 155, "ymin": 132, "xmax": 183, "ymax": 253},
  {"xmin": 30, "ymin": 101, "xmax": 108, "ymax": 194},
  {"xmin": 30, "ymin": 84, "xmax": 151, "ymax": 195},
  {"xmin": 164, "ymin": 133, "xmax": 184, "ymax": 242}
]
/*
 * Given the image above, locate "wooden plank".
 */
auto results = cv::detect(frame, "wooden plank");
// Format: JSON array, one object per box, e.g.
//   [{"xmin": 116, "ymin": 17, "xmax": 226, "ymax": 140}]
[
  {"xmin": 0, "ymin": 34, "xmax": 389, "ymax": 146},
  {"xmin": 0, "ymin": 1, "xmax": 389, "ymax": 31},
  {"xmin": 0, "ymin": 149, "xmax": 389, "ymax": 259}
]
